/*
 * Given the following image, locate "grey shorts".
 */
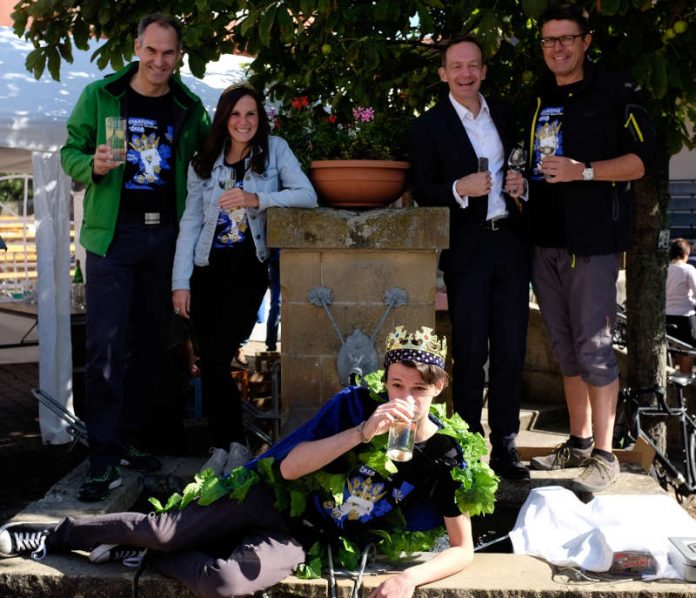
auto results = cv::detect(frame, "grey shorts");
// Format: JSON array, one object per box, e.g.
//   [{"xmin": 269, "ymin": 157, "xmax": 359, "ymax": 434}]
[{"xmin": 532, "ymin": 247, "xmax": 619, "ymax": 387}]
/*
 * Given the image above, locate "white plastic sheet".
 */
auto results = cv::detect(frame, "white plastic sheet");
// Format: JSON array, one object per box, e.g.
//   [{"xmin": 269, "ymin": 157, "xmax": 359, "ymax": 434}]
[
  {"xmin": 509, "ymin": 485, "xmax": 696, "ymax": 580},
  {"xmin": 33, "ymin": 150, "xmax": 73, "ymax": 444}
]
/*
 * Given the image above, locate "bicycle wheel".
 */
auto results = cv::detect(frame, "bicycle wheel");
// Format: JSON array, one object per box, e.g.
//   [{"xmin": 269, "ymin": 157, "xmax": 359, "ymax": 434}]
[{"xmin": 687, "ymin": 429, "xmax": 696, "ymax": 491}]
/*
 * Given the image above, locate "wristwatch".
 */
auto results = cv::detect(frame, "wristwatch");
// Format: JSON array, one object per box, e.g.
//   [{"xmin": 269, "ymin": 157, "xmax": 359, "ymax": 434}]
[{"xmin": 582, "ymin": 161, "xmax": 594, "ymax": 181}]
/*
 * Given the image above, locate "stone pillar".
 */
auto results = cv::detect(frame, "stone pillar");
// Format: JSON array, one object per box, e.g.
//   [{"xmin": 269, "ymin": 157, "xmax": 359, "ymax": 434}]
[{"xmin": 267, "ymin": 207, "xmax": 449, "ymax": 431}]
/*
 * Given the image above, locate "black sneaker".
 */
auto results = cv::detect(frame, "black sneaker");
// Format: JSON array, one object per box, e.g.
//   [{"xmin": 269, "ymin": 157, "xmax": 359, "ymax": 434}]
[
  {"xmin": 120, "ymin": 446, "xmax": 161, "ymax": 472},
  {"xmin": 89, "ymin": 543, "xmax": 147, "ymax": 567},
  {"xmin": 0, "ymin": 522, "xmax": 54, "ymax": 560},
  {"xmin": 79, "ymin": 465, "xmax": 122, "ymax": 502},
  {"xmin": 489, "ymin": 448, "xmax": 531, "ymax": 481}
]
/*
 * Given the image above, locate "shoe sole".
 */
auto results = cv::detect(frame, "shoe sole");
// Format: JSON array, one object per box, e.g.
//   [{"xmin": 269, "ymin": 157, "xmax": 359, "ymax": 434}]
[
  {"xmin": 89, "ymin": 543, "xmax": 117, "ymax": 563},
  {"xmin": 119, "ymin": 458, "xmax": 161, "ymax": 473}
]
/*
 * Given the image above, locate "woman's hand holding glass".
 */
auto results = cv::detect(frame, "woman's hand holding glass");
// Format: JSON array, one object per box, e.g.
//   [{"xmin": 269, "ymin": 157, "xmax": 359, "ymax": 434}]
[{"xmin": 219, "ymin": 187, "xmax": 259, "ymax": 210}]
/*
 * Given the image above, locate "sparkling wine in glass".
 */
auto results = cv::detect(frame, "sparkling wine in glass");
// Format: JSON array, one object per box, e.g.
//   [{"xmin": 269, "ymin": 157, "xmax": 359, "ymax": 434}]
[{"xmin": 507, "ymin": 145, "xmax": 527, "ymax": 173}]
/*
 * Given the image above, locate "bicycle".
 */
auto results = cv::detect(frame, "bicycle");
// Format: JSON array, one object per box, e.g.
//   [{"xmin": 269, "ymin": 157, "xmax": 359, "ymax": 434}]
[{"xmin": 614, "ymin": 377, "xmax": 696, "ymax": 499}]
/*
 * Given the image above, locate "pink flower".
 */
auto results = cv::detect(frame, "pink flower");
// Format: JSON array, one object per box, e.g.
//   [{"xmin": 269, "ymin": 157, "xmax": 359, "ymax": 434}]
[{"xmin": 352, "ymin": 106, "xmax": 375, "ymax": 123}]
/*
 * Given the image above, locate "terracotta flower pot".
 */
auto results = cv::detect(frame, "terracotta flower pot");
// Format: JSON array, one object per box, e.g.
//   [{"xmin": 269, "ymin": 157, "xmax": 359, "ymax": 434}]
[{"xmin": 309, "ymin": 159, "xmax": 409, "ymax": 208}]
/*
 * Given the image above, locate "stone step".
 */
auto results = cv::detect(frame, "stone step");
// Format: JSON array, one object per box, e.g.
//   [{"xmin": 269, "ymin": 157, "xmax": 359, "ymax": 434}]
[{"xmin": 2, "ymin": 455, "xmax": 695, "ymax": 597}]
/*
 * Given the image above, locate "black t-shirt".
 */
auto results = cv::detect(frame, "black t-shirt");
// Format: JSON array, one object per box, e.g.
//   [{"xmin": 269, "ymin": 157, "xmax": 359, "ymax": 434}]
[
  {"xmin": 530, "ymin": 79, "xmax": 584, "ymax": 247},
  {"xmin": 299, "ymin": 431, "xmax": 462, "ymax": 543},
  {"xmin": 119, "ymin": 86, "xmax": 176, "ymax": 215}
]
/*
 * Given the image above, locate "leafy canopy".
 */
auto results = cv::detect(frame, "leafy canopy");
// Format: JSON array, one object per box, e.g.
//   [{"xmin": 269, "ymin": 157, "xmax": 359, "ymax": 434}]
[{"xmin": 12, "ymin": 0, "xmax": 696, "ymax": 154}]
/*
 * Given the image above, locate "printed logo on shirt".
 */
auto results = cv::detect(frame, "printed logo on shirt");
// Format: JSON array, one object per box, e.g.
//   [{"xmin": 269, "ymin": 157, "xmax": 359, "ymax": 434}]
[
  {"xmin": 214, "ymin": 176, "xmax": 248, "ymax": 248},
  {"xmin": 531, "ymin": 106, "xmax": 564, "ymax": 181},
  {"xmin": 315, "ymin": 464, "xmax": 415, "ymax": 529},
  {"xmin": 124, "ymin": 118, "xmax": 174, "ymax": 189}
]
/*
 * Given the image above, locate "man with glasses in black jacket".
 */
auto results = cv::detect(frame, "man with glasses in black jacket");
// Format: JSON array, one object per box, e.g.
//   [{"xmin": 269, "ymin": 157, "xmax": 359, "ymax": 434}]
[{"xmin": 525, "ymin": 4, "xmax": 655, "ymax": 492}]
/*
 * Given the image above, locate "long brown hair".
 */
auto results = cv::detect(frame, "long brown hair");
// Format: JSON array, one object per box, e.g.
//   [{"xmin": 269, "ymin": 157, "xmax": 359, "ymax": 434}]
[{"xmin": 192, "ymin": 84, "xmax": 270, "ymax": 179}]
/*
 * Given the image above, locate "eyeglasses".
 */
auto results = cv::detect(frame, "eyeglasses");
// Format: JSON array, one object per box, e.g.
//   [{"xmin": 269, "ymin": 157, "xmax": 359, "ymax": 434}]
[{"xmin": 540, "ymin": 33, "xmax": 586, "ymax": 48}]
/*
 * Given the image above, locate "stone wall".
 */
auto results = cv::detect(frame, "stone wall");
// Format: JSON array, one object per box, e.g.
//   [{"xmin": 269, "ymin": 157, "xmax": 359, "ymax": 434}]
[{"xmin": 267, "ymin": 207, "xmax": 449, "ymax": 430}]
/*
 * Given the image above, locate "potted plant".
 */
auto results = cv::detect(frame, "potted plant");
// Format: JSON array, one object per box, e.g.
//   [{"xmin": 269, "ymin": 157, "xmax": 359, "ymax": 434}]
[{"xmin": 271, "ymin": 97, "xmax": 412, "ymax": 208}]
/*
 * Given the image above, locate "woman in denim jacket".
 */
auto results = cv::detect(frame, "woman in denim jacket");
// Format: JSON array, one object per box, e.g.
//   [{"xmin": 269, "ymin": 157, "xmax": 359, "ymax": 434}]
[{"xmin": 172, "ymin": 85, "xmax": 317, "ymax": 448}]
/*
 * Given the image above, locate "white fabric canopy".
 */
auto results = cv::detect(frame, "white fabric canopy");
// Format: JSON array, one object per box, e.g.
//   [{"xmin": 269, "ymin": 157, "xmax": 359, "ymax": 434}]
[{"xmin": 0, "ymin": 25, "xmax": 252, "ymax": 443}]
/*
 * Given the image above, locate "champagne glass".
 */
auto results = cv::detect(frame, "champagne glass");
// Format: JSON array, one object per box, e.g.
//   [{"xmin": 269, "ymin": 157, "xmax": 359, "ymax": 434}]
[
  {"xmin": 507, "ymin": 144, "xmax": 527, "ymax": 173},
  {"xmin": 538, "ymin": 132, "xmax": 557, "ymax": 180}
]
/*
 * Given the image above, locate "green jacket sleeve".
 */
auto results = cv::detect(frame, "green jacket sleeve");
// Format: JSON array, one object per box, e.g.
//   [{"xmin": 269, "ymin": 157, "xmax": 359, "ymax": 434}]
[{"xmin": 60, "ymin": 85, "xmax": 100, "ymax": 185}]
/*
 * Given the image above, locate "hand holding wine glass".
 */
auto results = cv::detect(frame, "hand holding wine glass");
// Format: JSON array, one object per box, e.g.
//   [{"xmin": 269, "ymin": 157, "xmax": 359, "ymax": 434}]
[{"xmin": 507, "ymin": 144, "xmax": 527, "ymax": 173}]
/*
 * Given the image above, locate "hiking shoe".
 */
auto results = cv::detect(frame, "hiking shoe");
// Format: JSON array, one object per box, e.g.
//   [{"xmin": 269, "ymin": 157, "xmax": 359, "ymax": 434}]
[
  {"xmin": 0, "ymin": 522, "xmax": 54, "ymax": 560},
  {"xmin": 530, "ymin": 441, "xmax": 593, "ymax": 471},
  {"xmin": 223, "ymin": 442, "xmax": 252, "ymax": 475},
  {"xmin": 79, "ymin": 465, "xmax": 122, "ymax": 502},
  {"xmin": 572, "ymin": 455, "xmax": 620, "ymax": 492},
  {"xmin": 89, "ymin": 543, "xmax": 146, "ymax": 568},
  {"xmin": 120, "ymin": 446, "xmax": 161, "ymax": 472},
  {"xmin": 199, "ymin": 446, "xmax": 229, "ymax": 476}
]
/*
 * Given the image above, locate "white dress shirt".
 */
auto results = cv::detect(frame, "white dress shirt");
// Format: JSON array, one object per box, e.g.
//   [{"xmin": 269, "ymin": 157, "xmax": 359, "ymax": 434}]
[{"xmin": 449, "ymin": 93, "xmax": 507, "ymax": 221}]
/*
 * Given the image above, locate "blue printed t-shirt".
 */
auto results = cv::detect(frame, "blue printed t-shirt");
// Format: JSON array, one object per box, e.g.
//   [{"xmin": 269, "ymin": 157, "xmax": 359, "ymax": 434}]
[
  {"xmin": 530, "ymin": 79, "xmax": 583, "ymax": 246},
  {"xmin": 120, "ymin": 86, "xmax": 176, "ymax": 216},
  {"xmin": 213, "ymin": 158, "xmax": 252, "ymax": 250}
]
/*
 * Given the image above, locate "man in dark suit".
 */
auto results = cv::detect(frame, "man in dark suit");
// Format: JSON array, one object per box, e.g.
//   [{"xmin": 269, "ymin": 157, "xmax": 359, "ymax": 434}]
[{"xmin": 411, "ymin": 36, "xmax": 530, "ymax": 480}]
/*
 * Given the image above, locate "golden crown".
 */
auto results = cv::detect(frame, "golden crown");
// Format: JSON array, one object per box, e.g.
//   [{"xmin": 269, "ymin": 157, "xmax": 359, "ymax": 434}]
[{"xmin": 384, "ymin": 326, "xmax": 447, "ymax": 366}]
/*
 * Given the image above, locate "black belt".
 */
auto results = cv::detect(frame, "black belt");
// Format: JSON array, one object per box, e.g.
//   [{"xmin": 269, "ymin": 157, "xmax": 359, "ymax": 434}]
[
  {"xmin": 481, "ymin": 217, "xmax": 509, "ymax": 231},
  {"xmin": 118, "ymin": 211, "xmax": 174, "ymax": 226}
]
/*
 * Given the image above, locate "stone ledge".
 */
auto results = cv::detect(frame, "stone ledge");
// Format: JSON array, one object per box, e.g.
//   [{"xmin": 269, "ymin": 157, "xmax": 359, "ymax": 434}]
[
  {"xmin": 1, "ymin": 552, "xmax": 694, "ymax": 597},
  {"xmin": 267, "ymin": 207, "xmax": 449, "ymax": 250}
]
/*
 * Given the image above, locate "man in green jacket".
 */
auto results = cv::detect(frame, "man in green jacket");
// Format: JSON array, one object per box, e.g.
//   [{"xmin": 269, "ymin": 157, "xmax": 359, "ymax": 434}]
[{"xmin": 60, "ymin": 13, "xmax": 210, "ymax": 502}]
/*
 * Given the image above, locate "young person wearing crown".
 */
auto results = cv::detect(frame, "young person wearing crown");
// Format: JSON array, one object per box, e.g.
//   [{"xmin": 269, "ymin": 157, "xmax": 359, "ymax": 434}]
[{"xmin": 0, "ymin": 326, "xmax": 497, "ymax": 598}]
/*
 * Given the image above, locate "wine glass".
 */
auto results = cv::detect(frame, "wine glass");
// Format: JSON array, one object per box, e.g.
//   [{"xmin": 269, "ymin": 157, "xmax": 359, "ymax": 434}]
[
  {"xmin": 537, "ymin": 128, "xmax": 558, "ymax": 180},
  {"xmin": 507, "ymin": 144, "xmax": 527, "ymax": 173}
]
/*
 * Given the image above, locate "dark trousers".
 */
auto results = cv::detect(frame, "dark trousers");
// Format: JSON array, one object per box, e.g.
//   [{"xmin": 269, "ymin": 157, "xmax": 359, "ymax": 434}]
[
  {"xmin": 265, "ymin": 249, "xmax": 281, "ymax": 351},
  {"xmin": 444, "ymin": 226, "xmax": 530, "ymax": 452},
  {"xmin": 190, "ymin": 249, "xmax": 268, "ymax": 448},
  {"xmin": 51, "ymin": 485, "xmax": 305, "ymax": 598},
  {"xmin": 85, "ymin": 222, "xmax": 177, "ymax": 468}
]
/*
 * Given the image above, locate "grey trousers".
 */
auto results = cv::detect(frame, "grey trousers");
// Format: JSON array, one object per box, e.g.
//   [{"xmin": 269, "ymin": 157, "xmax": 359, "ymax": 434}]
[{"xmin": 51, "ymin": 485, "xmax": 305, "ymax": 598}]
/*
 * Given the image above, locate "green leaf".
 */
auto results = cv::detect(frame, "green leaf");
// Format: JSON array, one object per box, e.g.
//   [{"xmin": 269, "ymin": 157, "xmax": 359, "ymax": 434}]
[
  {"xmin": 187, "ymin": 52, "xmax": 207, "ymax": 79},
  {"xmin": 240, "ymin": 13, "xmax": 258, "ymax": 37},
  {"xmin": 29, "ymin": 49, "xmax": 47, "ymax": 80},
  {"xmin": 258, "ymin": 5, "xmax": 277, "ymax": 47},
  {"xmin": 59, "ymin": 39, "xmax": 74, "ymax": 63},
  {"xmin": 520, "ymin": 0, "xmax": 547, "ymax": 19},
  {"xmin": 289, "ymin": 489, "xmax": 306, "ymax": 516},
  {"xmin": 11, "ymin": 9, "xmax": 28, "ymax": 35},
  {"xmin": 649, "ymin": 54, "xmax": 668, "ymax": 100},
  {"xmin": 98, "ymin": 6, "xmax": 110, "ymax": 26},
  {"xmin": 598, "ymin": 0, "xmax": 621, "ymax": 16},
  {"xmin": 72, "ymin": 19, "xmax": 90, "ymax": 50},
  {"xmin": 47, "ymin": 46, "xmax": 60, "ymax": 81}
]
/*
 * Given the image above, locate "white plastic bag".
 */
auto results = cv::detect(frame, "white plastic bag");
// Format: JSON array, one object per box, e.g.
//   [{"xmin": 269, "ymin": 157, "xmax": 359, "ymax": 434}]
[{"xmin": 509, "ymin": 486, "xmax": 696, "ymax": 580}]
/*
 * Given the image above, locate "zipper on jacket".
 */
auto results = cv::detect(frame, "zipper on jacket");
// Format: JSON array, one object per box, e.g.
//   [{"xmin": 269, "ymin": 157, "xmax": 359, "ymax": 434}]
[{"xmin": 612, "ymin": 183, "xmax": 619, "ymax": 221}]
